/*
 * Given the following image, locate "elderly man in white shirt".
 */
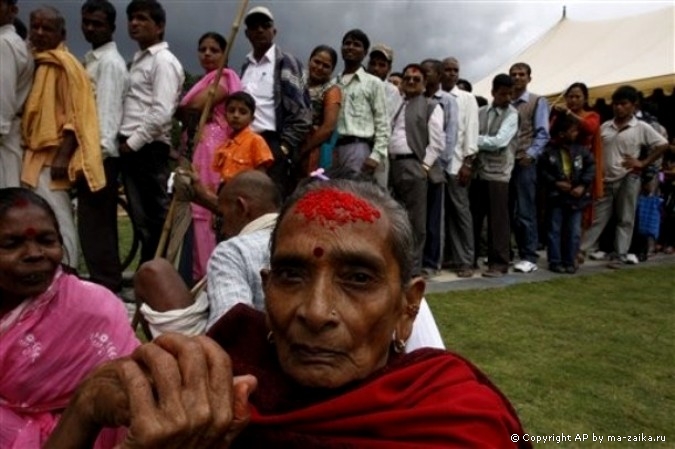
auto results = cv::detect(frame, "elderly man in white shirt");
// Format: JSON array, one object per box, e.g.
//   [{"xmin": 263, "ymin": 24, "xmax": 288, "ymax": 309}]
[
  {"xmin": 119, "ymin": 0, "xmax": 184, "ymax": 263},
  {"xmin": 441, "ymin": 56, "xmax": 479, "ymax": 278},
  {"xmin": 0, "ymin": 0, "xmax": 33, "ymax": 188},
  {"xmin": 77, "ymin": 0, "xmax": 129, "ymax": 294}
]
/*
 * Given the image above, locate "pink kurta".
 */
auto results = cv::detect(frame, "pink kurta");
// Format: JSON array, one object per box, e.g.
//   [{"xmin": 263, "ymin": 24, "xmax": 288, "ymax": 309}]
[
  {"xmin": 180, "ymin": 69, "xmax": 241, "ymax": 279},
  {"xmin": 0, "ymin": 269, "xmax": 140, "ymax": 448}
]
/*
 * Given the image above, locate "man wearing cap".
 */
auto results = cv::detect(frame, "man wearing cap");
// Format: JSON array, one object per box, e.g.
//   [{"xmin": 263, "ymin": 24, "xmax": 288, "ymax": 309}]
[
  {"xmin": 334, "ymin": 29, "xmax": 389, "ymax": 184},
  {"xmin": 367, "ymin": 42, "xmax": 400, "ymax": 187},
  {"xmin": 0, "ymin": 0, "xmax": 33, "ymax": 188},
  {"xmin": 440, "ymin": 56, "xmax": 479, "ymax": 278},
  {"xmin": 240, "ymin": 6, "xmax": 311, "ymax": 198}
]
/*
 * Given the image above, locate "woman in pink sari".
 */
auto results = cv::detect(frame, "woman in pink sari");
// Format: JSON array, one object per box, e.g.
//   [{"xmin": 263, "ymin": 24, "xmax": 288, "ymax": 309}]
[
  {"xmin": 0, "ymin": 188, "xmax": 139, "ymax": 449},
  {"xmin": 178, "ymin": 32, "xmax": 242, "ymax": 280}
]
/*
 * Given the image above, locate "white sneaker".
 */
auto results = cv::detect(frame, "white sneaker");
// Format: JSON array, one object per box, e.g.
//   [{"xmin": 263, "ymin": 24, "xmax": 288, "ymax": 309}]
[
  {"xmin": 589, "ymin": 250, "xmax": 607, "ymax": 261},
  {"xmin": 514, "ymin": 260, "xmax": 538, "ymax": 273},
  {"xmin": 623, "ymin": 254, "xmax": 639, "ymax": 265}
]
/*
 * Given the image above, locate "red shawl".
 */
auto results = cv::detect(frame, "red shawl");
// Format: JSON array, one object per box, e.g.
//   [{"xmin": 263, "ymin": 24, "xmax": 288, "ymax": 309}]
[{"xmin": 209, "ymin": 304, "xmax": 531, "ymax": 449}]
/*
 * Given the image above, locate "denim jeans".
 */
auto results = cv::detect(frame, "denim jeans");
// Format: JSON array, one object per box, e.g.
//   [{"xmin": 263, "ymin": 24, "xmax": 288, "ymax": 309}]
[
  {"xmin": 547, "ymin": 205, "xmax": 582, "ymax": 267},
  {"xmin": 510, "ymin": 162, "xmax": 539, "ymax": 262}
]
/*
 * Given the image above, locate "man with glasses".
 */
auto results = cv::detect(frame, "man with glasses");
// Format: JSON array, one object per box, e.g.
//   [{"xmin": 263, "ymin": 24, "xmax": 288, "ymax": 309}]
[
  {"xmin": 388, "ymin": 63, "xmax": 445, "ymax": 276},
  {"xmin": 240, "ymin": 6, "xmax": 311, "ymax": 198}
]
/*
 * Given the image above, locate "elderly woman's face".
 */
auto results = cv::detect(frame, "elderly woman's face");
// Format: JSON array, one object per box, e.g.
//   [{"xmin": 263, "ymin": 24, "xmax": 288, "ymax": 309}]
[
  {"xmin": 263, "ymin": 201, "xmax": 415, "ymax": 389},
  {"xmin": 0, "ymin": 203, "xmax": 62, "ymax": 303}
]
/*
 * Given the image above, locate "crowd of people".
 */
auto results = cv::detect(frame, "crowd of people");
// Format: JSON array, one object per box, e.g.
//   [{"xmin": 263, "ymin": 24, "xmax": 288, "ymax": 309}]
[
  {"xmin": 1, "ymin": 0, "xmax": 675, "ymax": 446},
  {"xmin": 2, "ymin": 0, "xmax": 674, "ymax": 292}
]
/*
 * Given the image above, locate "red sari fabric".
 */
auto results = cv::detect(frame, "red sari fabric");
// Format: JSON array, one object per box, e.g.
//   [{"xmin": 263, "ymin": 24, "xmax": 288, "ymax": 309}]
[{"xmin": 209, "ymin": 304, "xmax": 531, "ymax": 449}]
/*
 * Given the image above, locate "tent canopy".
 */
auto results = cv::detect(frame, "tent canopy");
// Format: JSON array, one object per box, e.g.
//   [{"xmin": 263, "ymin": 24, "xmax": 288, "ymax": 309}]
[{"xmin": 473, "ymin": 6, "xmax": 675, "ymax": 103}]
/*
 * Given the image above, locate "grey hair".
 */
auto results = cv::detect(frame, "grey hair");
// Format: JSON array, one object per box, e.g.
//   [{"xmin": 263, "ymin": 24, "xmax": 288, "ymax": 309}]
[
  {"xmin": 30, "ymin": 6, "xmax": 66, "ymax": 34},
  {"xmin": 270, "ymin": 179, "xmax": 415, "ymax": 285}
]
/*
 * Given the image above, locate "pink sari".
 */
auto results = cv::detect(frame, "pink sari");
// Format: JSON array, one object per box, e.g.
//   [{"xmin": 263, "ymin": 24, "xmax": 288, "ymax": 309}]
[
  {"xmin": 0, "ymin": 269, "xmax": 140, "ymax": 449},
  {"xmin": 180, "ymin": 69, "xmax": 241, "ymax": 279}
]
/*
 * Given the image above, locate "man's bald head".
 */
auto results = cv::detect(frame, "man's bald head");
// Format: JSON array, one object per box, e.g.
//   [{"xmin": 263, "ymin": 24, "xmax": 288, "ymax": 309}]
[
  {"xmin": 217, "ymin": 171, "xmax": 281, "ymax": 239},
  {"xmin": 29, "ymin": 6, "xmax": 66, "ymax": 52}
]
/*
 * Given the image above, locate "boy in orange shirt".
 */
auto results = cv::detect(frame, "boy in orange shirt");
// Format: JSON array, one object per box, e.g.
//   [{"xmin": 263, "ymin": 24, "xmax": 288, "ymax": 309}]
[{"xmin": 212, "ymin": 91, "xmax": 274, "ymax": 183}]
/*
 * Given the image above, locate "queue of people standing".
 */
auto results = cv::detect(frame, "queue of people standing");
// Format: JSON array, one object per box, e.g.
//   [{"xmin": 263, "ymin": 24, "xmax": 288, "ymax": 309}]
[{"xmin": 1, "ymin": 0, "xmax": 673, "ymax": 296}]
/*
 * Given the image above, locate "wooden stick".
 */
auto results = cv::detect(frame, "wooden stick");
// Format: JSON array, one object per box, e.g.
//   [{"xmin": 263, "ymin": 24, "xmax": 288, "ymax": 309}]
[{"xmin": 154, "ymin": 0, "xmax": 250, "ymax": 260}]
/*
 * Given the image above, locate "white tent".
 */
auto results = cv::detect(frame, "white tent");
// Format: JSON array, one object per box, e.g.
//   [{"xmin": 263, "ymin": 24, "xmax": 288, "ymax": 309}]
[{"xmin": 473, "ymin": 6, "xmax": 675, "ymax": 103}]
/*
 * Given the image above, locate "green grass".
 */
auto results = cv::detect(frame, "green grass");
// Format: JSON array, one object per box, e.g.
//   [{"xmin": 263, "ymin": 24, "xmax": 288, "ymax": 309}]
[
  {"xmin": 427, "ymin": 265, "xmax": 675, "ymax": 448},
  {"xmin": 77, "ymin": 215, "xmax": 139, "ymax": 275}
]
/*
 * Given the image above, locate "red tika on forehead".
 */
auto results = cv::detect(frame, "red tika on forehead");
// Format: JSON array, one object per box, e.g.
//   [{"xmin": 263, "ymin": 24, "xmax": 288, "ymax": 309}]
[
  {"xmin": 24, "ymin": 227, "xmax": 37, "ymax": 237},
  {"xmin": 294, "ymin": 188, "xmax": 381, "ymax": 229}
]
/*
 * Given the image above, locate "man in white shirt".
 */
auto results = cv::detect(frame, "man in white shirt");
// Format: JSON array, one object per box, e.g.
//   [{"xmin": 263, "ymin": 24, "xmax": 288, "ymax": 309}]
[
  {"xmin": 389, "ymin": 64, "xmax": 445, "ymax": 276},
  {"xmin": 119, "ymin": 0, "xmax": 184, "ymax": 263},
  {"xmin": 441, "ymin": 56, "xmax": 479, "ymax": 278},
  {"xmin": 0, "ymin": 0, "xmax": 33, "ymax": 188},
  {"xmin": 78, "ymin": 0, "xmax": 129, "ymax": 293},
  {"xmin": 240, "ymin": 6, "xmax": 311, "ymax": 198}
]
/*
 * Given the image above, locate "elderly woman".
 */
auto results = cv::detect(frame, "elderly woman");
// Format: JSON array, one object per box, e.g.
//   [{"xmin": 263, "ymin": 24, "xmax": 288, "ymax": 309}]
[
  {"xmin": 0, "ymin": 188, "xmax": 139, "ymax": 448},
  {"xmin": 46, "ymin": 180, "xmax": 530, "ymax": 448}
]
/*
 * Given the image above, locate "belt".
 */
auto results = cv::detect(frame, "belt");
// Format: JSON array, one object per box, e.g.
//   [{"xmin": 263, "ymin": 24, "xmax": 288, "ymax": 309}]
[
  {"xmin": 335, "ymin": 135, "xmax": 373, "ymax": 147},
  {"xmin": 390, "ymin": 153, "xmax": 418, "ymax": 161}
]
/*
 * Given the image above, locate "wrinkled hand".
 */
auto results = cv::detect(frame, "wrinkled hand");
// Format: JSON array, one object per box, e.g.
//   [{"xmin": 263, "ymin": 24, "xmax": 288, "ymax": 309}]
[
  {"xmin": 46, "ymin": 334, "xmax": 257, "ymax": 449},
  {"xmin": 621, "ymin": 155, "xmax": 643, "ymax": 171},
  {"xmin": 570, "ymin": 185, "xmax": 585, "ymax": 198},
  {"xmin": 457, "ymin": 164, "xmax": 472, "ymax": 187},
  {"xmin": 361, "ymin": 157, "xmax": 379, "ymax": 175},
  {"xmin": 556, "ymin": 180, "xmax": 572, "ymax": 192},
  {"xmin": 119, "ymin": 334, "xmax": 256, "ymax": 449}
]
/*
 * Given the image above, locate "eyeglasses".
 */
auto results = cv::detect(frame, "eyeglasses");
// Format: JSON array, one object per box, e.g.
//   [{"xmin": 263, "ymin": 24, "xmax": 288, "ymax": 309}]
[{"xmin": 403, "ymin": 76, "xmax": 423, "ymax": 83}]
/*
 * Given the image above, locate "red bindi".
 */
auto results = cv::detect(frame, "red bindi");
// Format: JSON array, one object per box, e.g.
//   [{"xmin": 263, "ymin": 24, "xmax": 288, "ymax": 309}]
[
  {"xmin": 313, "ymin": 247, "xmax": 324, "ymax": 258},
  {"xmin": 24, "ymin": 227, "xmax": 37, "ymax": 238},
  {"xmin": 293, "ymin": 188, "xmax": 381, "ymax": 229}
]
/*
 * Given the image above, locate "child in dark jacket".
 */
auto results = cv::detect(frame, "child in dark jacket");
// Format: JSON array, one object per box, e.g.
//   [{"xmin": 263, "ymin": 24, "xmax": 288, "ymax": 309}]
[{"xmin": 540, "ymin": 115, "xmax": 595, "ymax": 273}]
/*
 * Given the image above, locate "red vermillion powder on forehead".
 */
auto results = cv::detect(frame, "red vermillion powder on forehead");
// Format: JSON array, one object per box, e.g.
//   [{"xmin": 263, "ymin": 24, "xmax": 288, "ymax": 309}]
[
  {"xmin": 24, "ymin": 227, "xmax": 37, "ymax": 237},
  {"xmin": 294, "ymin": 188, "xmax": 381, "ymax": 229}
]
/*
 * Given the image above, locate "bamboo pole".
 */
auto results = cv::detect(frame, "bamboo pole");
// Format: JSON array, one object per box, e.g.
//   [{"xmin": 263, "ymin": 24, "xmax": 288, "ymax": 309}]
[{"xmin": 154, "ymin": 0, "xmax": 250, "ymax": 260}]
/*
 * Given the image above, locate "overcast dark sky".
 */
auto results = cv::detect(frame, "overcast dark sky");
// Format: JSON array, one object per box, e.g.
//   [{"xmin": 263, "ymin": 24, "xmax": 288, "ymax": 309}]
[{"xmin": 17, "ymin": 1, "xmax": 669, "ymax": 84}]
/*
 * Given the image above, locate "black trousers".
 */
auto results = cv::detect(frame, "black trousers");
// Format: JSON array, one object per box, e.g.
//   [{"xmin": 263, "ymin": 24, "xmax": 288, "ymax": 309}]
[
  {"xmin": 470, "ymin": 178, "xmax": 511, "ymax": 271},
  {"xmin": 120, "ymin": 141, "xmax": 171, "ymax": 264},
  {"xmin": 77, "ymin": 157, "xmax": 122, "ymax": 292}
]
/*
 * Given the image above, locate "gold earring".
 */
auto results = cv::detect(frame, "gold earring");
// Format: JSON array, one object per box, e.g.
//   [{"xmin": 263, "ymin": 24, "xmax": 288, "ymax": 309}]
[{"xmin": 392, "ymin": 330, "xmax": 406, "ymax": 353}]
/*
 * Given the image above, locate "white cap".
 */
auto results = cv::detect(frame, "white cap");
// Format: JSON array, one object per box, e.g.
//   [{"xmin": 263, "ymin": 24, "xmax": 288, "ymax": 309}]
[{"xmin": 245, "ymin": 6, "xmax": 274, "ymax": 25}]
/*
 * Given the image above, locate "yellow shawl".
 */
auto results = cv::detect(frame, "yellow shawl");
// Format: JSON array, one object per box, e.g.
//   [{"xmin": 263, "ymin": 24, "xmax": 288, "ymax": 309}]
[{"xmin": 21, "ymin": 44, "xmax": 105, "ymax": 191}]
